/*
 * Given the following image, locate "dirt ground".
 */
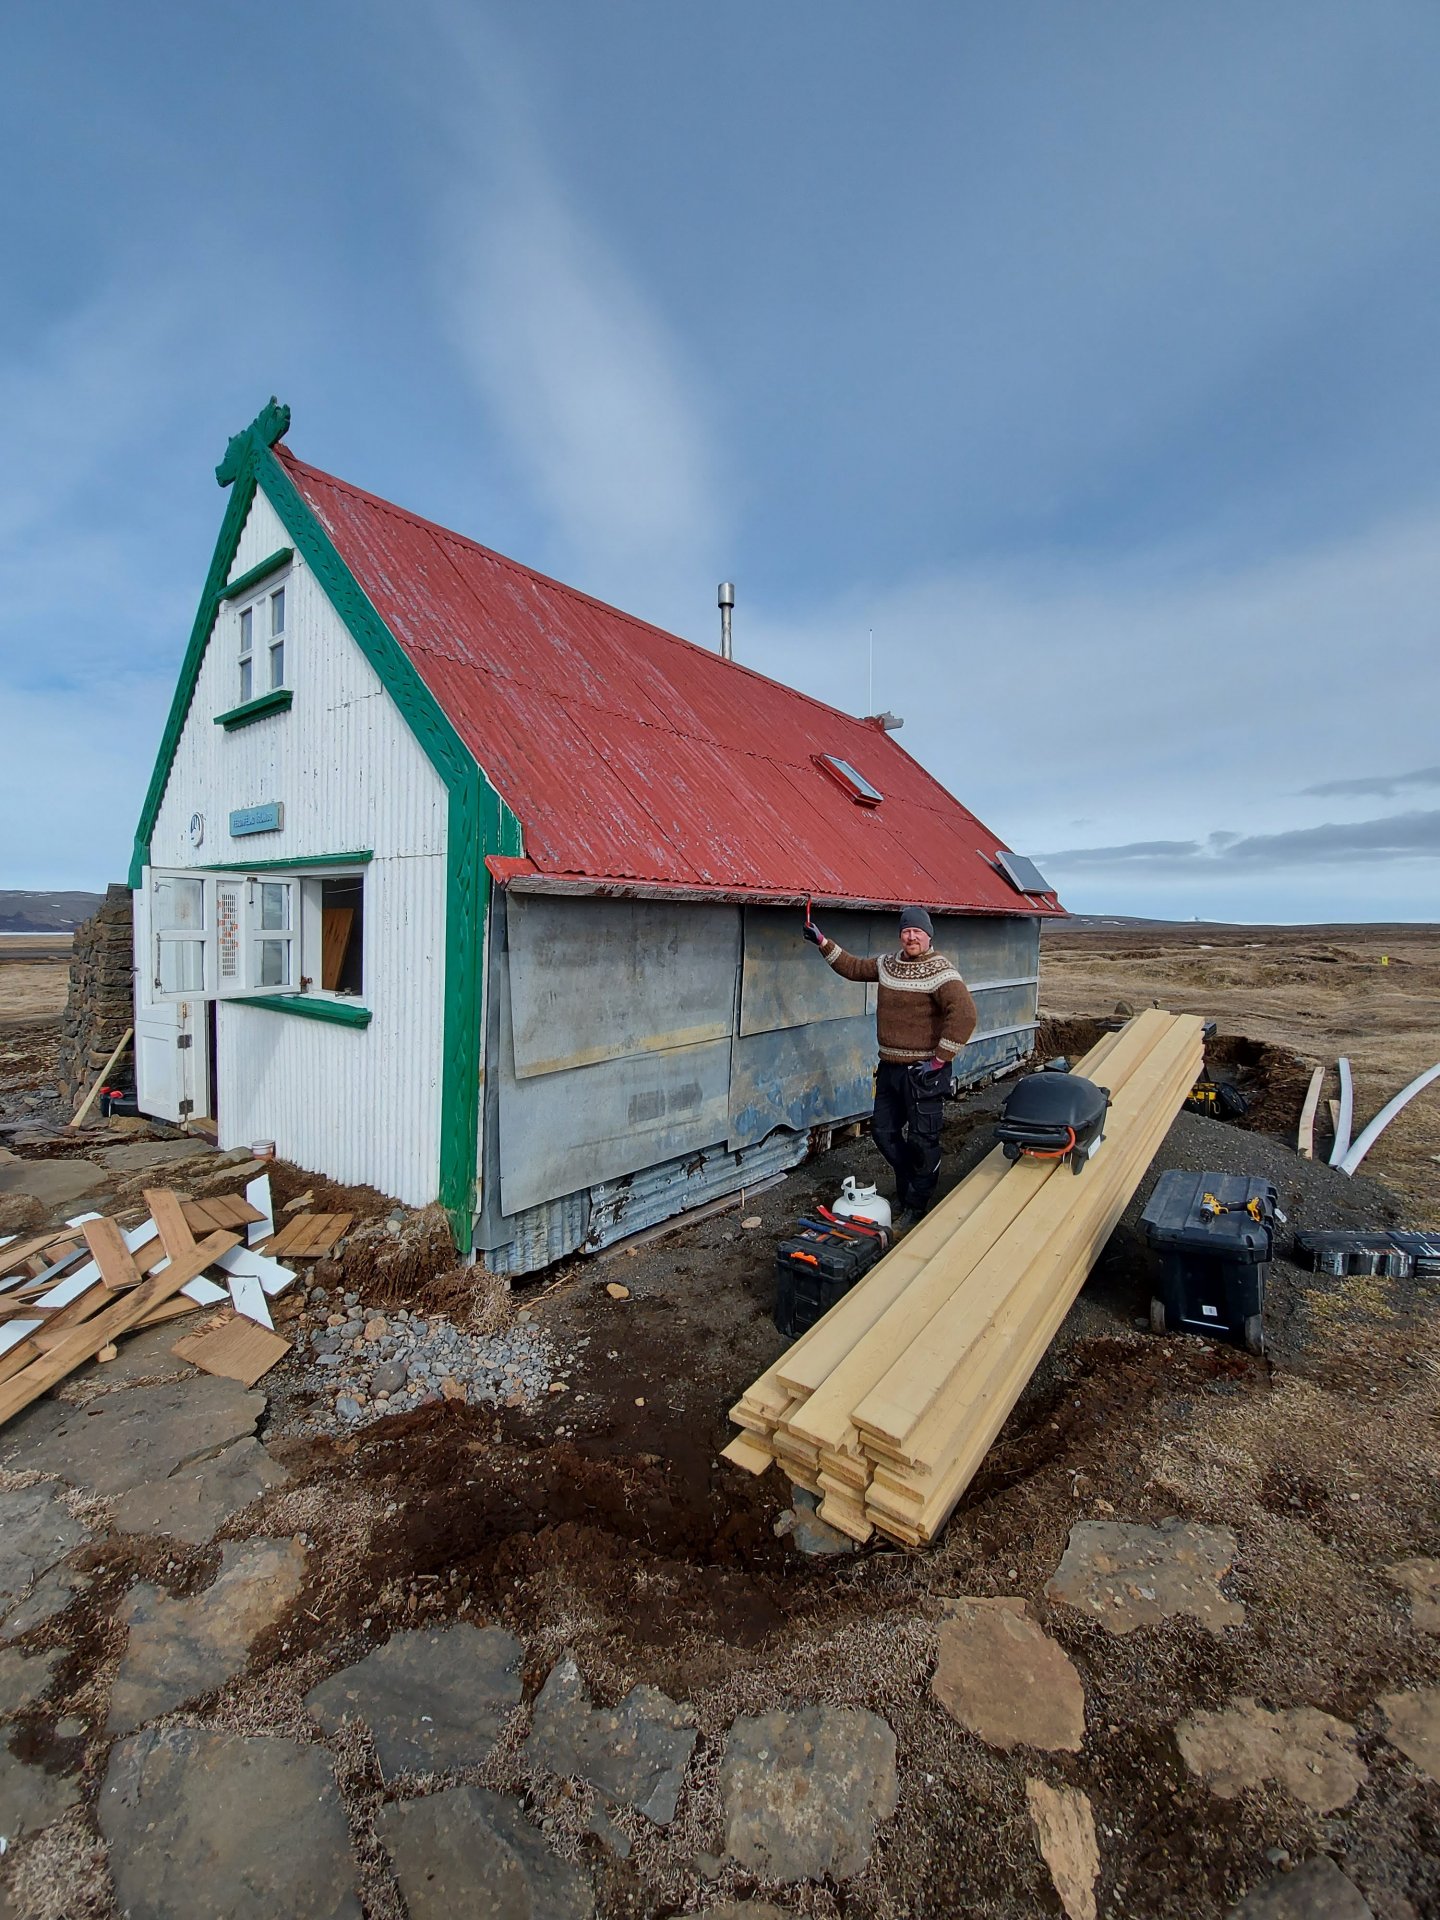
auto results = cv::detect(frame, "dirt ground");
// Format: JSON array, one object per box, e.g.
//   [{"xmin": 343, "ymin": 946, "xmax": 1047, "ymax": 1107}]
[
  {"xmin": 0, "ymin": 940, "xmax": 70, "ymax": 1026},
  {"xmin": 2, "ymin": 922, "xmax": 1438, "ymax": 1919}
]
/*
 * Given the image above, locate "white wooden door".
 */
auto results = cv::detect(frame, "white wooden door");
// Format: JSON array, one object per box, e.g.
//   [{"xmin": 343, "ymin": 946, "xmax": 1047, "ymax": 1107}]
[{"xmin": 134, "ymin": 999, "xmax": 183, "ymax": 1123}]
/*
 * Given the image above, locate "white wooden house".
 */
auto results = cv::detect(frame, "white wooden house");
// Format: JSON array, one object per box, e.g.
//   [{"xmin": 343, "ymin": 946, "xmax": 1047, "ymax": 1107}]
[{"xmin": 131, "ymin": 402, "xmax": 1063, "ymax": 1270}]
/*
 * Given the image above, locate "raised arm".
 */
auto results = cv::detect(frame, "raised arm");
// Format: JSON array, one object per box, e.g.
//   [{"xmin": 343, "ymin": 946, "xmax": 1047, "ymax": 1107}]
[{"xmin": 816, "ymin": 935, "xmax": 880, "ymax": 984}]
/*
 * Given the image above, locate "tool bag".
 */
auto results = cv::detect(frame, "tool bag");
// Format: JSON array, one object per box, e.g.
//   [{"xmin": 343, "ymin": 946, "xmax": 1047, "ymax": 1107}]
[{"xmin": 995, "ymin": 1071, "xmax": 1111, "ymax": 1173}]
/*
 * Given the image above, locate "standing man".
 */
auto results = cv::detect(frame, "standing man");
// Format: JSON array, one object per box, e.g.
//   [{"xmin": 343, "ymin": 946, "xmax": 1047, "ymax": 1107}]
[{"xmin": 804, "ymin": 906, "xmax": 977, "ymax": 1221}]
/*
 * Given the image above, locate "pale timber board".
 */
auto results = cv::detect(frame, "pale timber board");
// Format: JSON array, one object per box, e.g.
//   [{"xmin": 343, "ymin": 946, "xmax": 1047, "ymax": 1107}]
[
  {"xmin": 1297, "ymin": 1065, "xmax": 1325, "ymax": 1160},
  {"xmin": 782, "ymin": 1013, "xmax": 1174, "ymax": 1451},
  {"xmin": 852, "ymin": 1019, "xmax": 1203, "ymax": 1451}
]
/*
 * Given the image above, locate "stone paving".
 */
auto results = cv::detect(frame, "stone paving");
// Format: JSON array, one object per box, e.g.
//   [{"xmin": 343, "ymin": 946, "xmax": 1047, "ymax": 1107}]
[
  {"xmin": 931, "ymin": 1596, "xmax": 1086, "ymax": 1752},
  {"xmin": 107, "ymin": 1536, "xmax": 308, "ymax": 1734},
  {"xmin": 1227, "ymin": 1856, "xmax": 1375, "ymax": 1918},
  {"xmin": 305, "ymin": 1623, "xmax": 524, "ymax": 1777},
  {"xmin": 1, "ymin": 1376, "xmax": 267, "ymax": 1496},
  {"xmin": 1175, "ymin": 1698, "xmax": 1366, "ymax": 1813},
  {"xmin": 719, "ymin": 1702, "xmax": 899, "ymax": 1883},
  {"xmin": 1046, "ymin": 1518, "xmax": 1245, "ymax": 1634},
  {"xmin": 523, "ymin": 1654, "xmax": 696, "ymax": 1828},
  {"xmin": 377, "ymin": 1786, "xmax": 594, "ymax": 1920}
]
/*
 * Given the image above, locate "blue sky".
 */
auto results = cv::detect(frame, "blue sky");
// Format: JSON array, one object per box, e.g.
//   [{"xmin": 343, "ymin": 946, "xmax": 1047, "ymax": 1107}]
[{"xmin": 2, "ymin": 1, "xmax": 1438, "ymax": 921}]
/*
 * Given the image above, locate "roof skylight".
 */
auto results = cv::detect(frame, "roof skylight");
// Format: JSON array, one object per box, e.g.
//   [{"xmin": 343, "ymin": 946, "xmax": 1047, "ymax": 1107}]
[{"xmin": 815, "ymin": 755, "xmax": 883, "ymax": 807}]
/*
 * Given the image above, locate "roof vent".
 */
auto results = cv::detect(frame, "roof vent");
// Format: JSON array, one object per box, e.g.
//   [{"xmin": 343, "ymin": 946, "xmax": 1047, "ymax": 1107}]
[
  {"xmin": 815, "ymin": 754, "xmax": 883, "ymax": 807},
  {"xmin": 718, "ymin": 581, "xmax": 734, "ymax": 660}
]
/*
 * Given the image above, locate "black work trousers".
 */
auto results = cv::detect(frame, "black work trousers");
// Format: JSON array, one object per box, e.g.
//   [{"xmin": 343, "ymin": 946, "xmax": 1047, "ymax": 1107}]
[{"xmin": 871, "ymin": 1060, "xmax": 951, "ymax": 1212}]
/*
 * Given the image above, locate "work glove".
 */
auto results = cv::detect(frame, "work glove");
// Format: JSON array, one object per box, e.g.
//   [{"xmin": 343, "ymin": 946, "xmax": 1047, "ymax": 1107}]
[
  {"xmin": 910, "ymin": 1058, "xmax": 950, "ymax": 1092},
  {"xmin": 803, "ymin": 920, "xmax": 824, "ymax": 947}
]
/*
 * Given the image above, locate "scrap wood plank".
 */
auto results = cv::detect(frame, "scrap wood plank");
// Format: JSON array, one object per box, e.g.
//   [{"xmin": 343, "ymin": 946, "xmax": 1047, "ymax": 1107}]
[
  {"xmin": 182, "ymin": 1196, "xmax": 264, "ymax": 1234},
  {"xmin": 258, "ymin": 1212, "xmax": 352, "ymax": 1259},
  {"xmin": 144, "ymin": 1189, "xmax": 196, "ymax": 1262},
  {"xmin": 851, "ymin": 1018, "xmax": 1204, "ymax": 1457},
  {"xmin": 82, "ymin": 1217, "xmax": 145, "ymax": 1293},
  {"xmin": 1297, "ymin": 1064, "xmax": 1325, "ymax": 1161},
  {"xmin": 781, "ymin": 1014, "xmax": 1175, "ymax": 1454},
  {"xmin": 721, "ymin": 1432, "xmax": 774, "ymax": 1476},
  {"xmin": 171, "ymin": 1311, "xmax": 290, "ymax": 1388},
  {"xmin": 0, "ymin": 1228, "xmax": 80, "ymax": 1278},
  {"xmin": 0, "ymin": 1229, "xmax": 240, "ymax": 1429}
]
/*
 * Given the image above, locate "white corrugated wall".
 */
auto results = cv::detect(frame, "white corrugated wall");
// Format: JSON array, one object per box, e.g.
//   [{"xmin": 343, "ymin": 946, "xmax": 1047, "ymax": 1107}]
[{"xmin": 145, "ymin": 488, "xmax": 450, "ymax": 1205}]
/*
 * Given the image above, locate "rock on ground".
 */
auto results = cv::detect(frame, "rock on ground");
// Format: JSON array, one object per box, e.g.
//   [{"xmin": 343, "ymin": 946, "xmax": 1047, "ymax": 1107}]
[
  {"xmin": 304, "ymin": 1623, "xmax": 524, "ymax": 1778},
  {"xmin": 523, "ymin": 1655, "xmax": 696, "ymax": 1824},
  {"xmin": 99, "ymin": 1727, "xmax": 361, "ymax": 1919},
  {"xmin": 0, "ymin": 1648, "xmax": 62, "ymax": 1717},
  {"xmin": 1385, "ymin": 1559, "xmax": 1440, "ymax": 1634},
  {"xmin": 377, "ymin": 1785, "xmax": 594, "ymax": 1920},
  {"xmin": 1175, "ymin": 1698, "xmax": 1365, "ymax": 1813},
  {"xmin": 0, "ymin": 1748, "xmax": 80, "ymax": 1847},
  {"xmin": 720, "ymin": 1703, "xmax": 899, "ymax": 1883},
  {"xmin": 1227, "ymin": 1855, "xmax": 1375, "ymax": 1918},
  {"xmin": 932, "ymin": 1598, "xmax": 1085, "ymax": 1752},
  {"xmin": 107, "ymin": 1537, "xmax": 307, "ymax": 1734},
  {"xmin": 1046, "ymin": 1519, "xmax": 1245, "ymax": 1634},
  {"xmin": 1376, "ymin": 1684, "xmax": 1440, "ymax": 1785},
  {"xmin": 0, "ymin": 1159, "xmax": 107, "ymax": 1209},
  {"xmin": 110, "ymin": 1436, "xmax": 288, "ymax": 1546},
  {"xmin": 1026, "ymin": 1779, "xmax": 1100, "ymax": 1920},
  {"xmin": 0, "ymin": 1485, "xmax": 88, "ymax": 1613},
  {"xmin": 1, "ymin": 1566, "xmax": 85, "ymax": 1641},
  {"xmin": 2, "ymin": 1375, "xmax": 265, "ymax": 1498}
]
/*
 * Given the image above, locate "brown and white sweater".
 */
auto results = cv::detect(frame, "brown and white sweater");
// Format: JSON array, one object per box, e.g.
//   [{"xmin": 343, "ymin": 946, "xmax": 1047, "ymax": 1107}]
[{"xmin": 818, "ymin": 940, "xmax": 978, "ymax": 1065}]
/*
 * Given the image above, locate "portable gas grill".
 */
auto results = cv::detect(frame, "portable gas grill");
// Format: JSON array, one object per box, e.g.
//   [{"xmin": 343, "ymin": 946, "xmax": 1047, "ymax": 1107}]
[{"xmin": 995, "ymin": 1071, "xmax": 1111, "ymax": 1174}]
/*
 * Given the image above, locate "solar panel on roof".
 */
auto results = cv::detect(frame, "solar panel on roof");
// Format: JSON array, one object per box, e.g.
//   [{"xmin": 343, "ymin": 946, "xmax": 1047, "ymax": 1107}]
[{"xmin": 995, "ymin": 850, "xmax": 1053, "ymax": 896}]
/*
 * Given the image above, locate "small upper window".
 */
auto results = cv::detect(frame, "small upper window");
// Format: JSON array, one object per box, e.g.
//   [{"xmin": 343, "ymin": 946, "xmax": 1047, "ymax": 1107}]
[
  {"xmin": 814, "ymin": 754, "xmax": 883, "ymax": 807},
  {"xmin": 237, "ymin": 581, "xmax": 288, "ymax": 702}
]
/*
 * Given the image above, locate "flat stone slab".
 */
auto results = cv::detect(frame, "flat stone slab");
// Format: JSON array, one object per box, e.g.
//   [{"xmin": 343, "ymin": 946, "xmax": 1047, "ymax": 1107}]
[
  {"xmin": 523, "ymin": 1655, "xmax": 696, "ymax": 1824},
  {"xmin": 932, "ymin": 1598, "xmax": 1085, "ymax": 1752},
  {"xmin": 111, "ymin": 1437, "xmax": 289, "ymax": 1546},
  {"xmin": 100, "ymin": 1727, "xmax": 361, "ymax": 1919},
  {"xmin": 0, "ymin": 1484, "xmax": 88, "ymax": 1611},
  {"xmin": 720, "ymin": 1703, "xmax": 899, "ymax": 1883},
  {"xmin": 1175, "ymin": 1698, "xmax": 1365, "ymax": 1812},
  {"xmin": 1228, "ymin": 1856, "xmax": 1374, "ymax": 1918},
  {"xmin": 79, "ymin": 1318, "xmax": 201, "ymax": 1387},
  {"xmin": 0, "ymin": 1160, "xmax": 107, "ymax": 1208},
  {"xmin": 305, "ymin": 1623, "xmax": 523, "ymax": 1778},
  {"xmin": 98, "ymin": 1139, "xmax": 213, "ymax": 1173},
  {"xmin": 1385, "ymin": 1558, "xmax": 1440, "ymax": 1633},
  {"xmin": 1, "ymin": 1566, "xmax": 84, "ymax": 1640},
  {"xmin": 1026, "ymin": 1779, "xmax": 1099, "ymax": 1920},
  {"xmin": 1377, "ymin": 1684, "xmax": 1440, "ymax": 1785},
  {"xmin": 108, "ymin": 1536, "xmax": 306, "ymax": 1734},
  {"xmin": 0, "ymin": 1748, "xmax": 80, "ymax": 1847},
  {"xmin": 377, "ymin": 1785, "xmax": 593, "ymax": 1920},
  {"xmin": 1046, "ymin": 1520, "xmax": 1244, "ymax": 1634},
  {"xmin": 3, "ymin": 1376, "xmax": 264, "ymax": 1497},
  {"xmin": 0, "ymin": 1648, "xmax": 62, "ymax": 1717}
]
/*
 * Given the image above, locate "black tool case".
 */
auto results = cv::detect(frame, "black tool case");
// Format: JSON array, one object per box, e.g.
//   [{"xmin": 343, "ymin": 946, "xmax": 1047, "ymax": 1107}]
[
  {"xmin": 995, "ymin": 1071, "xmax": 1111, "ymax": 1172},
  {"xmin": 1140, "ymin": 1170, "xmax": 1278, "ymax": 1354},
  {"xmin": 1293, "ymin": 1229, "xmax": 1436, "ymax": 1279},
  {"xmin": 774, "ymin": 1225, "xmax": 884, "ymax": 1338}
]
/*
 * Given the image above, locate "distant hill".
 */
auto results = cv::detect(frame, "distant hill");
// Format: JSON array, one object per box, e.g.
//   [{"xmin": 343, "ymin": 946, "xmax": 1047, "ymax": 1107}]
[
  {"xmin": 0, "ymin": 890, "xmax": 105, "ymax": 933},
  {"xmin": 1045, "ymin": 913, "xmax": 1234, "ymax": 931}
]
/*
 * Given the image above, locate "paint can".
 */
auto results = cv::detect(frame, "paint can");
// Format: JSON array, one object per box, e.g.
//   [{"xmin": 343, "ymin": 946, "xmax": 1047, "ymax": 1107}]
[{"xmin": 251, "ymin": 1139, "xmax": 276, "ymax": 1161}]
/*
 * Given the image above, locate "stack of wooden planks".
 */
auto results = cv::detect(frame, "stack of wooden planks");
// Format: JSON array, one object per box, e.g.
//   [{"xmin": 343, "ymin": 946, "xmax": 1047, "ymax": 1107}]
[
  {"xmin": 0, "ymin": 1185, "xmax": 300, "ymax": 1427},
  {"xmin": 724, "ymin": 1009, "xmax": 1207, "ymax": 1547}
]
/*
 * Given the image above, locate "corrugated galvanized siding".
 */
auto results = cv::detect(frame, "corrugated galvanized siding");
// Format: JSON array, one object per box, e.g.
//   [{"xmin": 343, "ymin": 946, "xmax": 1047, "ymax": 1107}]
[{"xmin": 146, "ymin": 489, "xmax": 449, "ymax": 1206}]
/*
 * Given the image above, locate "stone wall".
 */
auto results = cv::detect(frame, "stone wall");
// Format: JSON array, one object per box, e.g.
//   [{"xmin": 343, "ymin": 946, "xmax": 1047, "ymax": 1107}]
[{"xmin": 57, "ymin": 883, "xmax": 135, "ymax": 1109}]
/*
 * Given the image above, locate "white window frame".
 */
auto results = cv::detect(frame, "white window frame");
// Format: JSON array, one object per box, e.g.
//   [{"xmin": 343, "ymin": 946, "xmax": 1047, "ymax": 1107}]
[
  {"xmin": 236, "ymin": 574, "xmax": 290, "ymax": 704},
  {"xmin": 147, "ymin": 866, "xmax": 365, "ymax": 1006}
]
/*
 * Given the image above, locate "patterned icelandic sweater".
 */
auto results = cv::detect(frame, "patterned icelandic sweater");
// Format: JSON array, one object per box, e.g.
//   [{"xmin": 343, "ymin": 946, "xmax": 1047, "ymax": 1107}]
[{"xmin": 818, "ymin": 940, "xmax": 978, "ymax": 1066}]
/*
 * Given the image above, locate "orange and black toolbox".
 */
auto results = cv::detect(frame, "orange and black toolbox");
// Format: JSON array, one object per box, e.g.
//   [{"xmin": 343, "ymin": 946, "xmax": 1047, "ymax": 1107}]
[{"xmin": 773, "ymin": 1216, "xmax": 887, "ymax": 1337}]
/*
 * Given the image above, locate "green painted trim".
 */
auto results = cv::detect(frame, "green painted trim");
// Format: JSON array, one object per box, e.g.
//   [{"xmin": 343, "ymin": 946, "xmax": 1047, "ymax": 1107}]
[
  {"xmin": 132, "ymin": 399, "xmax": 524, "ymax": 1252},
  {"xmin": 208, "ymin": 849, "xmax": 374, "ymax": 872},
  {"xmin": 219, "ymin": 547, "xmax": 294, "ymax": 603},
  {"xmin": 242, "ymin": 993, "xmax": 372, "ymax": 1028},
  {"xmin": 214, "ymin": 688, "xmax": 294, "ymax": 730},
  {"xmin": 252, "ymin": 445, "xmax": 522, "ymax": 1252}
]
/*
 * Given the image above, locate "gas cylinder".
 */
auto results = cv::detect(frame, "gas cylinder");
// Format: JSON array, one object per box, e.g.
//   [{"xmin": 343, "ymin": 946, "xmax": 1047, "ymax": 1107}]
[{"xmin": 830, "ymin": 1175, "xmax": 892, "ymax": 1232}]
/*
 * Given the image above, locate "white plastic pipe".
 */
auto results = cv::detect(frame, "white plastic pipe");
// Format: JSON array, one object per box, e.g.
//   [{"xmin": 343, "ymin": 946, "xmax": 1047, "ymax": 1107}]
[
  {"xmin": 1328, "ymin": 1057, "xmax": 1353, "ymax": 1168},
  {"xmin": 1339, "ymin": 1062, "xmax": 1440, "ymax": 1177}
]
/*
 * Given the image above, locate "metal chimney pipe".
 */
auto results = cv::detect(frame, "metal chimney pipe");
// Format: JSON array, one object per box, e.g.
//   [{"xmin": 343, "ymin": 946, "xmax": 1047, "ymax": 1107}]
[{"xmin": 718, "ymin": 581, "xmax": 735, "ymax": 660}]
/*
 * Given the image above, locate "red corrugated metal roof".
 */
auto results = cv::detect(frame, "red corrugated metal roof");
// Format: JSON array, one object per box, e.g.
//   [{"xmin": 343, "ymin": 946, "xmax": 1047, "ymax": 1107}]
[{"xmin": 278, "ymin": 446, "xmax": 1063, "ymax": 917}]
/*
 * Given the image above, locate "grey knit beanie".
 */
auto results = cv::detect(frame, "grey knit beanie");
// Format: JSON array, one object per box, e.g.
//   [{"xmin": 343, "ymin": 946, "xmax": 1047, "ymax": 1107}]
[{"xmin": 899, "ymin": 906, "xmax": 934, "ymax": 935}]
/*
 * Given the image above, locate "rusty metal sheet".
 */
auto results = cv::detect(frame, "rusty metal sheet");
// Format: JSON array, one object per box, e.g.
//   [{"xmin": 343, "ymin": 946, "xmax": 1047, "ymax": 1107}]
[
  {"xmin": 729, "ymin": 1015, "xmax": 878, "ymax": 1149},
  {"xmin": 283, "ymin": 449, "xmax": 1065, "ymax": 918},
  {"xmin": 507, "ymin": 891, "xmax": 738, "ymax": 1078}
]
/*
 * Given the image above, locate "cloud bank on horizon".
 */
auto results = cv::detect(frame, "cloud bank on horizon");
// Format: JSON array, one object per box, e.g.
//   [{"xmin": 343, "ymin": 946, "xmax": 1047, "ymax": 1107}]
[{"xmin": 1, "ymin": 0, "xmax": 1437, "ymax": 924}]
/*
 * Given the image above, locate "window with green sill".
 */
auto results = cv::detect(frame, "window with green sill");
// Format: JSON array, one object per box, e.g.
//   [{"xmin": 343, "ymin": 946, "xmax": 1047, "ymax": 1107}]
[{"xmin": 237, "ymin": 577, "xmax": 289, "ymax": 705}]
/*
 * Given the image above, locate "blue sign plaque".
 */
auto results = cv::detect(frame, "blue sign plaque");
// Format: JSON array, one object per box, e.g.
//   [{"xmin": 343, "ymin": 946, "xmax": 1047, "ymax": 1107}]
[{"xmin": 229, "ymin": 802, "xmax": 285, "ymax": 837}]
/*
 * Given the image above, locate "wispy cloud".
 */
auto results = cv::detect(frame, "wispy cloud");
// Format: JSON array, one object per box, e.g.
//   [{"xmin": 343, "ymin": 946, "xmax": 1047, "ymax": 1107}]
[
  {"xmin": 413, "ymin": 4, "xmax": 726, "ymax": 623},
  {"xmin": 1042, "ymin": 810, "xmax": 1440, "ymax": 874},
  {"xmin": 1300, "ymin": 764, "xmax": 1440, "ymax": 801}
]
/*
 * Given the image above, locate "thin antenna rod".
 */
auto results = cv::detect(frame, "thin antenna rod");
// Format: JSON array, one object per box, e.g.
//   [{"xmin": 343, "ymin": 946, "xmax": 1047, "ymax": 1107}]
[{"xmin": 868, "ymin": 628, "xmax": 874, "ymax": 717}]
